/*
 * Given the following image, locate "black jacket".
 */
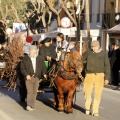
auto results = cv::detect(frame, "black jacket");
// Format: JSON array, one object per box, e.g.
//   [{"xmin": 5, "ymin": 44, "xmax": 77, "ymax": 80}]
[
  {"xmin": 110, "ymin": 49, "xmax": 120, "ymax": 71},
  {"xmin": 39, "ymin": 44, "xmax": 56, "ymax": 60},
  {"xmin": 20, "ymin": 55, "xmax": 47, "ymax": 79}
]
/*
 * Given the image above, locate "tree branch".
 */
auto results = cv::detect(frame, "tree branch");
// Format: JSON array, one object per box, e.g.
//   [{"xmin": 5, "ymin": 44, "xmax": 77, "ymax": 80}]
[{"xmin": 60, "ymin": 1, "xmax": 77, "ymax": 27}]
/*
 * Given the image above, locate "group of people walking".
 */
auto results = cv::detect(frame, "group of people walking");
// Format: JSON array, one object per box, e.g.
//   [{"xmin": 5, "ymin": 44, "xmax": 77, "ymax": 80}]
[{"xmin": 20, "ymin": 32, "xmax": 112, "ymax": 117}]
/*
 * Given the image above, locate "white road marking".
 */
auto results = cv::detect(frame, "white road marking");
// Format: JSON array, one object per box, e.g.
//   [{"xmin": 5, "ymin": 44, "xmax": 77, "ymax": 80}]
[{"xmin": 103, "ymin": 88, "xmax": 120, "ymax": 94}]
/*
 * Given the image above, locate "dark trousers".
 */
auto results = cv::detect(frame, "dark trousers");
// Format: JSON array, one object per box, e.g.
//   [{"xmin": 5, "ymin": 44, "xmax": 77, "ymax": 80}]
[
  {"xmin": 111, "ymin": 71, "xmax": 119, "ymax": 86},
  {"xmin": 25, "ymin": 76, "xmax": 39, "ymax": 108}
]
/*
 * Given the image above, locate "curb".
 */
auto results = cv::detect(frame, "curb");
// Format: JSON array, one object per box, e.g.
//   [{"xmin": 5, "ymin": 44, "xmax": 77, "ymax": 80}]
[{"xmin": 104, "ymin": 85, "xmax": 120, "ymax": 91}]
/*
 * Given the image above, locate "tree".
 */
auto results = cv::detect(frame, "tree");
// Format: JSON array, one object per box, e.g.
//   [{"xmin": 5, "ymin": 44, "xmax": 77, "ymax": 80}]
[
  {"xmin": 25, "ymin": 0, "xmax": 57, "ymax": 31},
  {"xmin": 45, "ymin": 0, "xmax": 85, "ymax": 41},
  {"xmin": 0, "ymin": 0, "xmax": 26, "ymax": 43}
]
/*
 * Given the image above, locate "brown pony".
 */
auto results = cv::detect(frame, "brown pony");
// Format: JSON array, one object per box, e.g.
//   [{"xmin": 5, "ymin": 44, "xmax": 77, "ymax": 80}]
[{"xmin": 53, "ymin": 50, "xmax": 83, "ymax": 113}]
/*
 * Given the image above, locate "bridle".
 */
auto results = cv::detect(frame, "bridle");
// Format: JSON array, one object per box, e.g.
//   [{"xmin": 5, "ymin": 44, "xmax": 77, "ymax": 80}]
[{"xmin": 68, "ymin": 55, "xmax": 83, "ymax": 73}]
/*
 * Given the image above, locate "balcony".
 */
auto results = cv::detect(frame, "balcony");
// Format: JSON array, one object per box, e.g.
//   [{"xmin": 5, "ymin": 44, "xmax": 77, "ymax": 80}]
[{"xmin": 102, "ymin": 13, "xmax": 116, "ymax": 29}]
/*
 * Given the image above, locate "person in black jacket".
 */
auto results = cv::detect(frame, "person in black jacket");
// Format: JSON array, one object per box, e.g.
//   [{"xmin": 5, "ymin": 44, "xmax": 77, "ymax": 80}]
[
  {"xmin": 110, "ymin": 43, "xmax": 120, "ymax": 86},
  {"xmin": 20, "ymin": 45, "xmax": 47, "ymax": 111},
  {"xmin": 39, "ymin": 37, "xmax": 57, "ymax": 69}
]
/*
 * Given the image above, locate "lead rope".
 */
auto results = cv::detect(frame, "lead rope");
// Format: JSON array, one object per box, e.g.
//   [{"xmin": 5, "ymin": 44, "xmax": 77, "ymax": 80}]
[{"xmin": 48, "ymin": 62, "xmax": 61, "ymax": 88}]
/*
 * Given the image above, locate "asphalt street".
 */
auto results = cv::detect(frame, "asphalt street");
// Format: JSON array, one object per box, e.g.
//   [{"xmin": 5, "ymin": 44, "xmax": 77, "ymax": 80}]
[{"xmin": 0, "ymin": 84, "xmax": 120, "ymax": 120}]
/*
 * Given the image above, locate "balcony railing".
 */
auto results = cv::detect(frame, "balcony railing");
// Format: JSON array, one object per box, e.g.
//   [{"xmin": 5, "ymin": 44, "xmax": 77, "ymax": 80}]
[{"xmin": 102, "ymin": 13, "xmax": 116, "ymax": 29}]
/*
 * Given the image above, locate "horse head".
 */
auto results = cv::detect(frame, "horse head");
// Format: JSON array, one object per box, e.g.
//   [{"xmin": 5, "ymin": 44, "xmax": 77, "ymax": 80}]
[{"xmin": 66, "ymin": 49, "xmax": 83, "ymax": 75}]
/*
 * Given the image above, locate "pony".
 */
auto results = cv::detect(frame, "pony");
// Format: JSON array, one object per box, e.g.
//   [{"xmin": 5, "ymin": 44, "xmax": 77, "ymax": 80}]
[{"xmin": 52, "ymin": 50, "xmax": 83, "ymax": 113}]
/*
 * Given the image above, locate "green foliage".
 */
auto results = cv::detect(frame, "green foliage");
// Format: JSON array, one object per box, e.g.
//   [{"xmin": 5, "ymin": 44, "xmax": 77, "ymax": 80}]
[
  {"xmin": 53, "ymin": 0, "xmax": 58, "ymax": 5},
  {"xmin": 0, "ymin": 0, "xmax": 26, "ymax": 24}
]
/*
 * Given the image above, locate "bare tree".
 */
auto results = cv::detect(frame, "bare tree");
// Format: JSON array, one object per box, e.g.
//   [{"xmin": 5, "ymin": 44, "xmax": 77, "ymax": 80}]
[
  {"xmin": 26, "ymin": 0, "xmax": 54, "ymax": 31},
  {"xmin": 2, "ymin": 38, "xmax": 24, "ymax": 91},
  {"xmin": 45, "ymin": 0, "xmax": 85, "ymax": 41},
  {"xmin": 0, "ymin": 0, "xmax": 26, "ymax": 42}
]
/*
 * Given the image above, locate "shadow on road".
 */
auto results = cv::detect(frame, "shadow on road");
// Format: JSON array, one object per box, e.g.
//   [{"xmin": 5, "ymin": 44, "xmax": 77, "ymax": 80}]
[
  {"xmin": 36, "ymin": 92, "xmax": 85, "ymax": 114},
  {"xmin": 37, "ymin": 92, "xmax": 57, "ymax": 110},
  {"xmin": 73, "ymin": 104, "xmax": 85, "ymax": 113},
  {"xmin": 0, "ymin": 81, "xmax": 27, "ymax": 110}
]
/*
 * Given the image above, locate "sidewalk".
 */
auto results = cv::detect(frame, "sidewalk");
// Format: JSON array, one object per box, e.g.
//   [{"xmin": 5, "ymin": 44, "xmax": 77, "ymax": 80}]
[
  {"xmin": 77, "ymin": 83, "xmax": 120, "ymax": 92},
  {"xmin": 104, "ymin": 84, "xmax": 120, "ymax": 91}
]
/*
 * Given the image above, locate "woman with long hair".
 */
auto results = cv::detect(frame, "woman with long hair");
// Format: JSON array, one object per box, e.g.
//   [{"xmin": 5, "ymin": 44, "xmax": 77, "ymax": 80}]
[{"xmin": 56, "ymin": 33, "xmax": 68, "ymax": 61}]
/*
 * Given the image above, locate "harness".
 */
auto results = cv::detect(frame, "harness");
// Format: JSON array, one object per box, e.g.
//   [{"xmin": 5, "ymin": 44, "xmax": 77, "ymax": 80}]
[{"xmin": 48, "ymin": 52, "xmax": 84, "ymax": 87}]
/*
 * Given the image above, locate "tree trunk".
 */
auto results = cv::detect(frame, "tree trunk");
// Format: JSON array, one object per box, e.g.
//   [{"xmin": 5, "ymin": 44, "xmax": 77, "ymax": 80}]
[
  {"xmin": 42, "ymin": 10, "xmax": 47, "ymax": 28},
  {"xmin": 57, "ymin": 15, "xmax": 61, "ymax": 26}
]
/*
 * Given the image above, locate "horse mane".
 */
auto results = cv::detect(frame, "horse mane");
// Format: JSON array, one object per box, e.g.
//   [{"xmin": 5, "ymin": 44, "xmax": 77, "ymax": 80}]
[{"xmin": 76, "ymin": 41, "xmax": 89, "ymax": 55}]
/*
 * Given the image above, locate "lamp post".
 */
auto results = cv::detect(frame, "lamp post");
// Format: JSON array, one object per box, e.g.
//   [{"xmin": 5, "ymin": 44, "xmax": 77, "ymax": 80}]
[{"xmin": 75, "ymin": 0, "xmax": 81, "ymax": 43}]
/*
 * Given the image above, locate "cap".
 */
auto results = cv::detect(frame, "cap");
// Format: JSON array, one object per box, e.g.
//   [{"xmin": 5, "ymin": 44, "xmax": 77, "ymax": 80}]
[
  {"xmin": 29, "ymin": 45, "xmax": 37, "ymax": 51},
  {"xmin": 91, "ymin": 40, "xmax": 100, "ymax": 47},
  {"xmin": 42, "ymin": 37, "xmax": 51, "ymax": 44},
  {"xmin": 26, "ymin": 36, "xmax": 33, "ymax": 43}
]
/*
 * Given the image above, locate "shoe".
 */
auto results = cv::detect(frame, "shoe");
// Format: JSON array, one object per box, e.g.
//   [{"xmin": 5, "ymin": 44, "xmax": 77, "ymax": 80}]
[
  {"xmin": 85, "ymin": 110, "xmax": 90, "ymax": 115},
  {"xmin": 92, "ymin": 113, "xmax": 99, "ymax": 117},
  {"xmin": 26, "ymin": 106, "xmax": 34, "ymax": 111},
  {"xmin": 31, "ymin": 107, "xmax": 35, "ymax": 110}
]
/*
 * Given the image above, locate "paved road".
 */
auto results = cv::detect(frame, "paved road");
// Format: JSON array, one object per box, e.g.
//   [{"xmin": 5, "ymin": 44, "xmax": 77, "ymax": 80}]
[{"xmin": 0, "ymin": 85, "xmax": 120, "ymax": 120}]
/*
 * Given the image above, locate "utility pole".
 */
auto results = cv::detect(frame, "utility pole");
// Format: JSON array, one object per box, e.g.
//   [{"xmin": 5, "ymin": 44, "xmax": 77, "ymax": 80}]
[
  {"xmin": 76, "ymin": 0, "xmax": 81, "ymax": 42},
  {"xmin": 85, "ymin": 0, "xmax": 90, "ymax": 44}
]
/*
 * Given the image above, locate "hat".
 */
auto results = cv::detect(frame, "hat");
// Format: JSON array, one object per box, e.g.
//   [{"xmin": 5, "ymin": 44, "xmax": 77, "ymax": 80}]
[
  {"xmin": 29, "ymin": 45, "xmax": 37, "ymax": 51},
  {"xmin": 91, "ymin": 41, "xmax": 100, "ymax": 47},
  {"xmin": 41, "ymin": 37, "xmax": 51, "ymax": 44},
  {"xmin": 26, "ymin": 36, "xmax": 33, "ymax": 43}
]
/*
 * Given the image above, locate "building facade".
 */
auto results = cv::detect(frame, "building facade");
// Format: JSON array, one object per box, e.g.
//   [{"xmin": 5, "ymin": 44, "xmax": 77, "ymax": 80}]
[
  {"xmin": 82, "ymin": 0, "xmax": 105, "ymax": 49},
  {"xmin": 82, "ymin": 0, "xmax": 120, "ymax": 50}
]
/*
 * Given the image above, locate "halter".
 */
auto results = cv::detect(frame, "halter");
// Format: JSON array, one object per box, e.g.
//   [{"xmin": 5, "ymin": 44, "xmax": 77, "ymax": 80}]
[{"xmin": 68, "ymin": 56, "xmax": 83, "ymax": 73}]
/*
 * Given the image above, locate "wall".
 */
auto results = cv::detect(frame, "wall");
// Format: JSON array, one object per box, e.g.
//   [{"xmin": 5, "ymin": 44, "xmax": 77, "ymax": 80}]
[
  {"xmin": 105, "ymin": 0, "xmax": 115, "ymax": 13},
  {"xmin": 84, "ymin": 0, "xmax": 105, "ymax": 29},
  {"xmin": 83, "ymin": 0, "xmax": 105, "ymax": 42}
]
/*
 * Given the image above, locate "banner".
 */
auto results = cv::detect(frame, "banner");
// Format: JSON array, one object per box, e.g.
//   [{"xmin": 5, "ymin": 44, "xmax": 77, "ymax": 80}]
[{"xmin": 13, "ymin": 23, "xmax": 27, "ymax": 34}]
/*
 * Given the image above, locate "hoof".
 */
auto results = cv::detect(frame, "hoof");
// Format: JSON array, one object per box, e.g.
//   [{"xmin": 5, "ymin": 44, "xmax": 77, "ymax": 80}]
[
  {"xmin": 58, "ymin": 110, "xmax": 64, "ymax": 113},
  {"xmin": 65, "ymin": 109, "xmax": 73, "ymax": 114},
  {"xmin": 58, "ymin": 107, "xmax": 64, "ymax": 113}
]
